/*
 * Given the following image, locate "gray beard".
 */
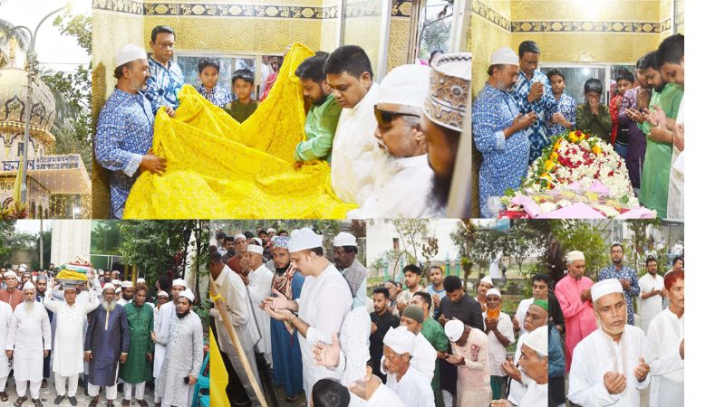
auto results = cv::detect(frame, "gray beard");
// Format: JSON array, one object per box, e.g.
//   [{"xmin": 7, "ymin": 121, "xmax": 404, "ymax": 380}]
[
  {"xmin": 24, "ymin": 301, "xmax": 34, "ymax": 313},
  {"xmin": 103, "ymin": 300, "xmax": 116, "ymax": 312}
]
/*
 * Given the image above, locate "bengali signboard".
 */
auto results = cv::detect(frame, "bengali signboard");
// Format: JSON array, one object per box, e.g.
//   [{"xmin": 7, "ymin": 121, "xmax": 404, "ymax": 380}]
[{"xmin": 1, "ymin": 155, "xmax": 82, "ymax": 172}]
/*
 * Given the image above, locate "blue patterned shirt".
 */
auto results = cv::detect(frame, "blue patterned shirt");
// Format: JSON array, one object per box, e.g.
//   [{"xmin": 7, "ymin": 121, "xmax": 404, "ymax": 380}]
[
  {"xmin": 598, "ymin": 264, "xmax": 641, "ymax": 325},
  {"xmin": 143, "ymin": 56, "xmax": 184, "ymax": 114},
  {"xmin": 547, "ymin": 93, "xmax": 577, "ymax": 138},
  {"xmin": 196, "ymin": 85, "xmax": 233, "ymax": 108},
  {"xmin": 95, "ymin": 88, "xmax": 154, "ymax": 219},
  {"xmin": 511, "ymin": 70, "xmax": 559, "ymax": 163},
  {"xmin": 473, "ymin": 84, "xmax": 530, "ymax": 217}
]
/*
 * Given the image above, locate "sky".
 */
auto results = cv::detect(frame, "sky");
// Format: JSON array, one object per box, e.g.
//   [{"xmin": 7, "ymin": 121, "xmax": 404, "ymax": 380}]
[
  {"xmin": 13, "ymin": 220, "xmax": 47, "ymax": 234},
  {"xmin": 1, "ymin": 0, "xmax": 91, "ymax": 73}
]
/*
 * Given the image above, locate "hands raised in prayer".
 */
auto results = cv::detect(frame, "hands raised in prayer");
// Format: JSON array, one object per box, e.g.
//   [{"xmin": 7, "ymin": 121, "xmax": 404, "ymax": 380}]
[
  {"xmin": 265, "ymin": 306, "xmax": 294, "ymax": 323},
  {"xmin": 674, "ymin": 122, "xmax": 685, "ymax": 151},
  {"xmin": 603, "ymin": 371, "xmax": 627, "ymax": 394},
  {"xmin": 634, "ymin": 357, "xmax": 650, "ymax": 382},
  {"xmin": 625, "ymin": 108, "xmax": 647, "ymax": 124},
  {"xmin": 262, "ymin": 289, "xmax": 292, "ymax": 311},
  {"xmin": 485, "ymin": 317, "xmax": 499, "ymax": 332},
  {"xmin": 580, "ymin": 288, "xmax": 592, "ymax": 303},
  {"xmin": 444, "ymin": 353, "xmax": 464, "ymax": 366},
  {"xmin": 620, "ymin": 278, "xmax": 631, "ymax": 291},
  {"xmin": 647, "ymin": 105, "xmax": 667, "ymax": 127},
  {"xmin": 512, "ymin": 317, "xmax": 520, "ymax": 332},
  {"xmin": 502, "ymin": 357, "xmax": 522, "ymax": 382},
  {"xmin": 437, "ymin": 314, "xmax": 449, "ymax": 327},
  {"xmin": 528, "ymin": 82, "xmax": 544, "ymax": 103},
  {"xmin": 312, "ymin": 333, "xmax": 341, "ymax": 368},
  {"xmin": 510, "ymin": 112, "xmax": 537, "ymax": 134}
]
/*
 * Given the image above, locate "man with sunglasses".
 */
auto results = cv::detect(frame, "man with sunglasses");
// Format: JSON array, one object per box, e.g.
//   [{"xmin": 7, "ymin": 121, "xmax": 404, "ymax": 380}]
[{"xmin": 347, "ymin": 64, "xmax": 437, "ymax": 218}]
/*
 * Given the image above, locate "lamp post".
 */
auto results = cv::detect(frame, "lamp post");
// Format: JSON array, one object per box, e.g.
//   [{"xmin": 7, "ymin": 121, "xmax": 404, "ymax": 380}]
[{"xmin": 2, "ymin": 2, "xmax": 73, "ymax": 205}]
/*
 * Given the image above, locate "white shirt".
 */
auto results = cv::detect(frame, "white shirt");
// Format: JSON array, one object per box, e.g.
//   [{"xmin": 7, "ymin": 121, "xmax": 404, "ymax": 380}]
[
  {"xmin": 297, "ymin": 264, "xmax": 352, "ymax": 402},
  {"xmin": 331, "ymin": 83, "xmax": 380, "ymax": 205},
  {"xmin": 154, "ymin": 301, "xmax": 175, "ymax": 377},
  {"xmin": 646, "ymin": 308, "xmax": 684, "ymax": 407},
  {"xmin": 44, "ymin": 293, "xmax": 99, "ymax": 376},
  {"xmin": 247, "ymin": 264, "xmax": 274, "ymax": 362},
  {"xmin": 331, "ymin": 306, "xmax": 370, "ymax": 407},
  {"xmin": 411, "ymin": 331, "xmax": 437, "ymax": 380},
  {"xmin": 484, "ymin": 311, "xmax": 515, "ymax": 377},
  {"xmin": 637, "ymin": 273, "xmax": 665, "ymax": 333},
  {"xmin": 568, "ymin": 325, "xmax": 651, "ymax": 407},
  {"xmin": 519, "ymin": 383, "xmax": 548, "ymax": 407},
  {"xmin": 368, "ymin": 381, "xmax": 406, "ymax": 407},
  {"xmin": 348, "ymin": 154, "xmax": 437, "ymax": 218},
  {"xmin": 6, "ymin": 302, "xmax": 52, "ymax": 382},
  {"xmin": 514, "ymin": 297, "xmax": 534, "ymax": 335},
  {"xmin": 385, "ymin": 365, "xmax": 435, "ymax": 407},
  {"xmin": 212, "ymin": 266, "xmax": 261, "ymax": 354},
  {"xmin": 667, "ymin": 94, "xmax": 684, "ymax": 220}
]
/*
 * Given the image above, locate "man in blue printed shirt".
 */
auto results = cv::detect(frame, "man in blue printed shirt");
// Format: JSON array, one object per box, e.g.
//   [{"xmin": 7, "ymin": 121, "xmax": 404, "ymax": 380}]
[
  {"xmin": 511, "ymin": 41, "xmax": 560, "ymax": 163},
  {"xmin": 95, "ymin": 44, "xmax": 167, "ymax": 218},
  {"xmin": 598, "ymin": 243, "xmax": 641, "ymax": 325},
  {"xmin": 144, "ymin": 26, "xmax": 184, "ymax": 116},
  {"xmin": 473, "ymin": 47, "xmax": 536, "ymax": 218}
]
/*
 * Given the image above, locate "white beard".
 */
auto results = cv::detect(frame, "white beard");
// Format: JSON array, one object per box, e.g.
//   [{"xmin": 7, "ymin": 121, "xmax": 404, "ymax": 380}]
[
  {"xmin": 24, "ymin": 300, "xmax": 34, "ymax": 313},
  {"xmin": 372, "ymin": 147, "xmax": 400, "ymax": 187},
  {"xmin": 102, "ymin": 300, "xmax": 116, "ymax": 312}
]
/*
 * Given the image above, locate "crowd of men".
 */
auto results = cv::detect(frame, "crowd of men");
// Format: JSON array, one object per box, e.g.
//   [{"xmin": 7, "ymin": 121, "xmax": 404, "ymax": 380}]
[
  {"xmin": 473, "ymin": 35, "xmax": 685, "ymax": 219},
  {"xmin": 552, "ymin": 245, "xmax": 684, "ymax": 407},
  {"xmin": 209, "ymin": 227, "xmax": 368, "ymax": 406},
  {"xmin": 369, "ymin": 267, "xmax": 549, "ymax": 407},
  {"xmin": 95, "ymin": 24, "xmax": 471, "ymax": 219},
  {"xmin": 0, "ymin": 265, "xmax": 204, "ymax": 407}
]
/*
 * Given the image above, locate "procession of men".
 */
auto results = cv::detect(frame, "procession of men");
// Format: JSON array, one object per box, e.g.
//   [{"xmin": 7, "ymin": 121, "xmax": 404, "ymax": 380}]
[
  {"xmin": 0, "ymin": 266, "xmax": 204, "ymax": 407},
  {"xmin": 210, "ymin": 226, "xmax": 368, "ymax": 406},
  {"xmin": 95, "ymin": 25, "xmax": 472, "ymax": 219}
]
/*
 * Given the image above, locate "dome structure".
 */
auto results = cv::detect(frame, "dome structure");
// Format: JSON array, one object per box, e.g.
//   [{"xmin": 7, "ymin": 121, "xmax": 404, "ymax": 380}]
[{"xmin": 0, "ymin": 66, "xmax": 57, "ymax": 143}]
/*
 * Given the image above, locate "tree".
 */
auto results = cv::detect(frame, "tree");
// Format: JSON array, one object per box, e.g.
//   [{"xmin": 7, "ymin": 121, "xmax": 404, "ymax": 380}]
[
  {"xmin": 91, "ymin": 221, "xmax": 121, "ymax": 254},
  {"xmin": 450, "ymin": 219, "xmax": 490, "ymax": 291},
  {"xmin": 390, "ymin": 219, "xmax": 429, "ymax": 264},
  {"xmin": 550, "ymin": 220, "xmax": 609, "ymax": 280},
  {"xmin": 626, "ymin": 219, "xmax": 659, "ymax": 273}
]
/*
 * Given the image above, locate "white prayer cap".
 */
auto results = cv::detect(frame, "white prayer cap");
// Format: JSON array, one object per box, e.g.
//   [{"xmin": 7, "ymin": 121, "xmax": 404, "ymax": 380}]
[
  {"xmin": 591, "ymin": 279, "xmax": 624, "ymax": 302},
  {"xmin": 566, "ymin": 251, "xmax": 585, "ymax": 263},
  {"xmin": 22, "ymin": 281, "xmax": 35, "ymax": 292},
  {"xmin": 445, "ymin": 320, "xmax": 465, "ymax": 342},
  {"xmin": 102, "ymin": 283, "xmax": 115, "ymax": 292},
  {"xmin": 121, "ymin": 281, "xmax": 133, "ymax": 288},
  {"xmin": 63, "ymin": 284, "xmax": 77, "ymax": 292},
  {"xmin": 383, "ymin": 326, "xmax": 415, "ymax": 355},
  {"xmin": 377, "ymin": 64, "xmax": 430, "ymax": 112},
  {"xmin": 157, "ymin": 290, "xmax": 169, "ymax": 298},
  {"xmin": 137, "ymin": 278, "xmax": 146, "ymax": 284},
  {"xmin": 288, "ymin": 228, "xmax": 323, "ymax": 253},
  {"xmin": 115, "ymin": 43, "xmax": 147, "ymax": 68},
  {"xmin": 480, "ymin": 276, "xmax": 494, "ymax": 287},
  {"xmin": 234, "ymin": 233, "xmax": 246, "ymax": 242},
  {"xmin": 333, "ymin": 232, "xmax": 357, "ymax": 248},
  {"xmin": 266, "ymin": 228, "xmax": 276, "ymax": 234},
  {"xmin": 112, "ymin": 279, "xmax": 121, "ymax": 285},
  {"xmin": 115, "ymin": 287, "xmax": 122, "ymax": 294},
  {"xmin": 247, "ymin": 245, "xmax": 264, "ymax": 255},
  {"xmin": 179, "ymin": 289, "xmax": 195, "ymax": 302},
  {"xmin": 271, "ymin": 236, "xmax": 290, "ymax": 249},
  {"xmin": 4, "ymin": 271, "xmax": 17, "ymax": 278},
  {"xmin": 172, "ymin": 278, "xmax": 186, "ymax": 288},
  {"xmin": 490, "ymin": 47, "xmax": 519, "ymax": 66},
  {"xmin": 18, "ymin": 265, "xmax": 27, "ymax": 272},
  {"xmin": 522, "ymin": 326, "xmax": 548, "ymax": 357},
  {"xmin": 486, "ymin": 288, "xmax": 501, "ymax": 298}
]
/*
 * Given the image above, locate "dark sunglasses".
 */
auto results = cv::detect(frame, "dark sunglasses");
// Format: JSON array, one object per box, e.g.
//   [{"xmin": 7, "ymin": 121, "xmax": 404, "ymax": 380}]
[{"xmin": 374, "ymin": 106, "xmax": 419, "ymax": 126}]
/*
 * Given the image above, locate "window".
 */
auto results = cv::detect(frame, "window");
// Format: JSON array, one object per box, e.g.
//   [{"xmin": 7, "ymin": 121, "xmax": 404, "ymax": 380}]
[
  {"xmin": 393, "ymin": 237, "xmax": 400, "ymax": 251},
  {"xmin": 417, "ymin": 0, "xmax": 454, "ymax": 62},
  {"xmin": 541, "ymin": 63, "xmax": 637, "ymax": 105},
  {"xmin": 175, "ymin": 54, "xmax": 259, "ymax": 98}
]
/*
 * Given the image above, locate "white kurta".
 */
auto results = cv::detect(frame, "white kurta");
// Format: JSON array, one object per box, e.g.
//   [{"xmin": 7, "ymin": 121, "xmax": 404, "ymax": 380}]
[
  {"xmin": 153, "ymin": 301, "xmax": 175, "ymax": 377},
  {"xmin": 518, "ymin": 383, "xmax": 548, "ymax": 407},
  {"xmin": 637, "ymin": 273, "xmax": 664, "ymax": 334},
  {"xmin": 44, "ymin": 293, "xmax": 98, "ymax": 376},
  {"xmin": 247, "ymin": 264, "xmax": 273, "ymax": 364},
  {"xmin": 6, "ymin": 303, "xmax": 52, "ymax": 382},
  {"xmin": 297, "ymin": 264, "xmax": 352, "ymax": 402},
  {"xmin": 667, "ymin": 94, "xmax": 684, "ymax": 220},
  {"xmin": 0, "ymin": 302, "xmax": 12, "ymax": 377},
  {"xmin": 507, "ymin": 333, "xmax": 529, "ymax": 405},
  {"xmin": 385, "ymin": 366, "xmax": 435, "ymax": 407},
  {"xmin": 411, "ymin": 331, "xmax": 437, "ymax": 381},
  {"xmin": 331, "ymin": 83, "xmax": 380, "ymax": 205},
  {"xmin": 330, "ymin": 306, "xmax": 370, "ymax": 407},
  {"xmin": 568, "ymin": 326, "xmax": 651, "ymax": 407},
  {"xmin": 484, "ymin": 311, "xmax": 515, "ymax": 377},
  {"xmin": 348, "ymin": 154, "xmax": 437, "ymax": 218},
  {"xmin": 367, "ymin": 382, "xmax": 406, "ymax": 407},
  {"xmin": 646, "ymin": 308, "xmax": 684, "ymax": 407}
]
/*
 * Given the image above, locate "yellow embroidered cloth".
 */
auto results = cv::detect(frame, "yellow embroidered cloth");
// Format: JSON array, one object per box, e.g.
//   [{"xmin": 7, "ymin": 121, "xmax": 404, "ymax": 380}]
[{"xmin": 123, "ymin": 43, "xmax": 356, "ymax": 219}]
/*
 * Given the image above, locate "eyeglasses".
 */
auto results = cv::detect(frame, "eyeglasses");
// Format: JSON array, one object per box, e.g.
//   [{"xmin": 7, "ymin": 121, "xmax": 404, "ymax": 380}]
[{"xmin": 374, "ymin": 106, "xmax": 420, "ymax": 126}]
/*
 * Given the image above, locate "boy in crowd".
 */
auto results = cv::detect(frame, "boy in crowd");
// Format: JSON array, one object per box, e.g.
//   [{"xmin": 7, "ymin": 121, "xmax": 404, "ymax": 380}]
[
  {"xmin": 196, "ymin": 58, "xmax": 233, "ymax": 108},
  {"xmin": 225, "ymin": 69, "xmax": 258, "ymax": 123},
  {"xmin": 546, "ymin": 69, "xmax": 576, "ymax": 137}
]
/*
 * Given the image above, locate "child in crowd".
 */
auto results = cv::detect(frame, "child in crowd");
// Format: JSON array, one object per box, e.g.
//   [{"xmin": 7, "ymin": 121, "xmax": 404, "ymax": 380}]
[
  {"xmin": 576, "ymin": 78, "xmax": 612, "ymax": 141},
  {"xmin": 225, "ymin": 69, "xmax": 258, "ymax": 123},
  {"xmin": 546, "ymin": 69, "xmax": 577, "ymax": 137},
  {"xmin": 196, "ymin": 57, "xmax": 233, "ymax": 108},
  {"xmin": 610, "ymin": 70, "xmax": 635, "ymax": 158}
]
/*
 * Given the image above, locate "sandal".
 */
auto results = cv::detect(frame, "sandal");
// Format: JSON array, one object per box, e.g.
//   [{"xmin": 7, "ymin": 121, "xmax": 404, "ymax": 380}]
[
  {"xmin": 136, "ymin": 401, "xmax": 148, "ymax": 407},
  {"xmin": 32, "ymin": 399, "xmax": 43, "ymax": 407},
  {"xmin": 106, "ymin": 403, "xmax": 114, "ymax": 407},
  {"xmin": 122, "ymin": 400, "xmax": 130, "ymax": 407},
  {"xmin": 14, "ymin": 396, "xmax": 27, "ymax": 407},
  {"xmin": 89, "ymin": 396, "xmax": 99, "ymax": 407},
  {"xmin": 285, "ymin": 395, "xmax": 299, "ymax": 402},
  {"xmin": 1, "ymin": 392, "xmax": 8, "ymax": 402}
]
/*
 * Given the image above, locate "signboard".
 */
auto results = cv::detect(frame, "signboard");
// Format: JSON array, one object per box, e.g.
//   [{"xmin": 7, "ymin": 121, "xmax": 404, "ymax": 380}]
[{"xmin": 1, "ymin": 155, "xmax": 82, "ymax": 172}]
